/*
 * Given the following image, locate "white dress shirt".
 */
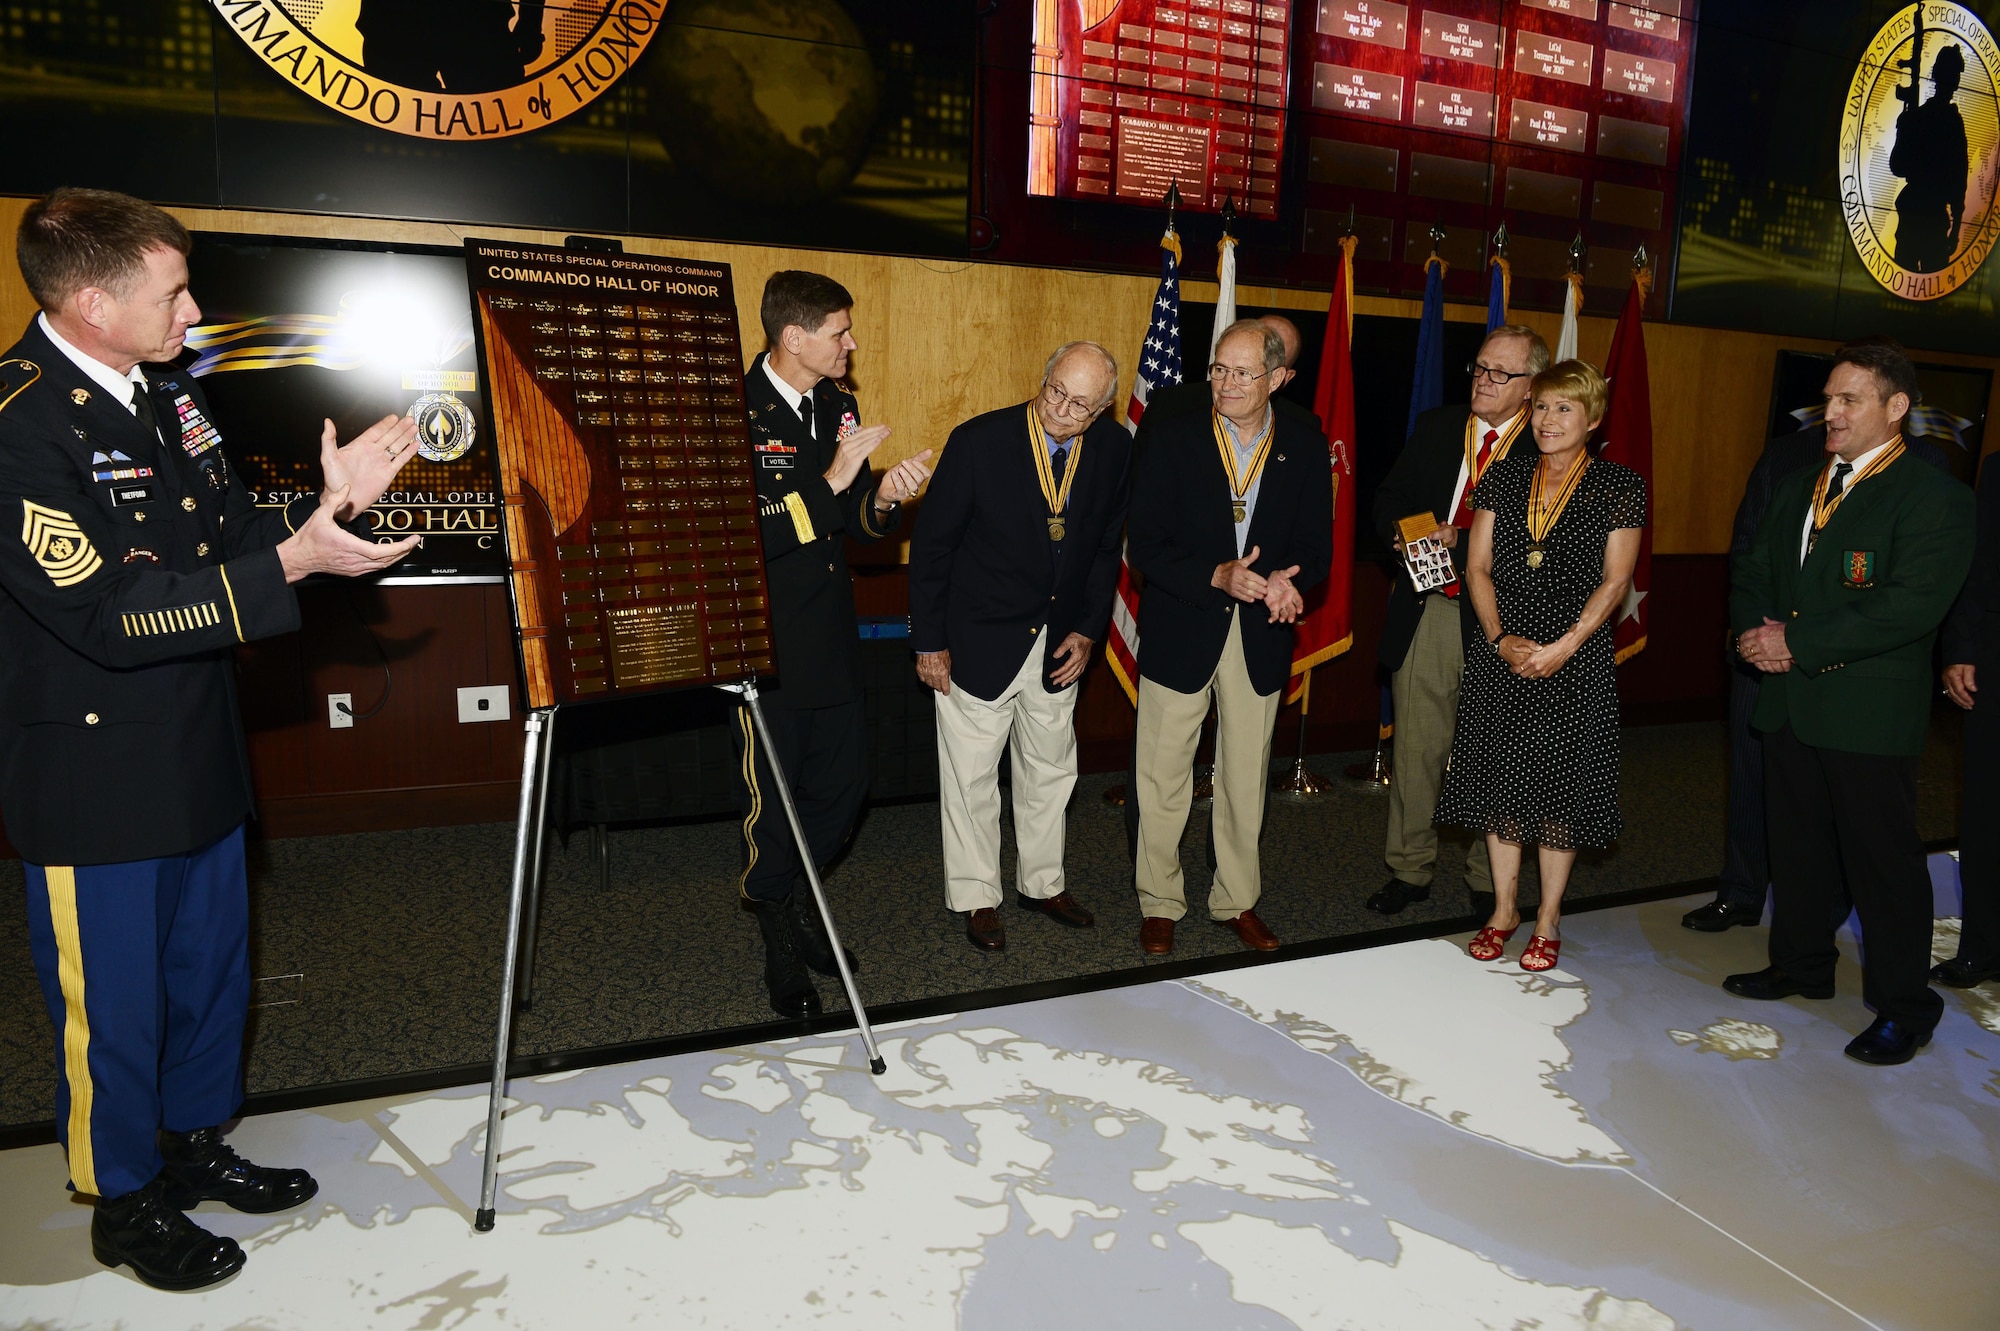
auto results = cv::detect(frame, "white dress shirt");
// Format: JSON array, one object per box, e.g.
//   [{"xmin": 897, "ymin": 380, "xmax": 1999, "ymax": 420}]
[
  {"xmin": 762, "ymin": 358, "xmax": 816, "ymax": 439},
  {"xmin": 39, "ymin": 312, "xmax": 151, "ymax": 420}
]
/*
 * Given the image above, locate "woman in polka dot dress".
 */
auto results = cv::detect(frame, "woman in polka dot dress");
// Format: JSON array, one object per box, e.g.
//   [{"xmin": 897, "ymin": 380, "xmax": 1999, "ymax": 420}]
[{"xmin": 1435, "ymin": 360, "xmax": 1647, "ymax": 972}]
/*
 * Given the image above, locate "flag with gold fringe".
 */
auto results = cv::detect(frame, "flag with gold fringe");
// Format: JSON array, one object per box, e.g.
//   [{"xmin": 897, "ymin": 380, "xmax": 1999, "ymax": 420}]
[
  {"xmin": 1286, "ymin": 234, "xmax": 1360, "ymax": 705},
  {"xmin": 1600, "ymin": 269, "xmax": 1653, "ymax": 664}
]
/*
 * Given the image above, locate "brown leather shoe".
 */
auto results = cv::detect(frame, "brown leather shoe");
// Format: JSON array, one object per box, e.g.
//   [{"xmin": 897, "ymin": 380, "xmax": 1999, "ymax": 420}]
[
  {"xmin": 1219, "ymin": 909, "xmax": 1279, "ymax": 951},
  {"xmin": 1016, "ymin": 890, "xmax": 1095, "ymax": 928},
  {"xmin": 1139, "ymin": 917, "xmax": 1175, "ymax": 955},
  {"xmin": 966, "ymin": 907, "xmax": 1006, "ymax": 951}
]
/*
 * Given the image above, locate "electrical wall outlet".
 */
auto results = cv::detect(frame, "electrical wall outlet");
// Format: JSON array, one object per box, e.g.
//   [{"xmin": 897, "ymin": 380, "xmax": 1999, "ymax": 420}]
[
  {"xmin": 327, "ymin": 693, "xmax": 353, "ymax": 729},
  {"xmin": 457, "ymin": 685, "xmax": 511, "ymax": 723}
]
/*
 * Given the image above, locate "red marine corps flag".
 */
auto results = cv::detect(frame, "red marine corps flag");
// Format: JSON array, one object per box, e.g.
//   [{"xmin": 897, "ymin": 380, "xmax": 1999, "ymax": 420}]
[
  {"xmin": 1105, "ymin": 219, "xmax": 1186, "ymax": 704},
  {"xmin": 1286, "ymin": 233, "xmax": 1360, "ymax": 703},
  {"xmin": 1600, "ymin": 262, "xmax": 1654, "ymax": 663}
]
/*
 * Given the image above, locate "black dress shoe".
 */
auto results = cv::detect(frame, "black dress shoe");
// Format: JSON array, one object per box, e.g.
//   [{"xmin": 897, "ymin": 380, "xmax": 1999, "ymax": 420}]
[
  {"xmin": 752, "ymin": 897, "xmax": 822, "ymax": 1018},
  {"xmin": 1844, "ymin": 1016, "xmax": 1933, "ymax": 1066},
  {"xmin": 93, "ymin": 1178, "xmax": 245, "ymax": 1291},
  {"xmin": 1932, "ymin": 956, "xmax": 2000, "ymax": 988},
  {"xmin": 1682, "ymin": 900, "xmax": 1763, "ymax": 932},
  {"xmin": 1722, "ymin": 966, "xmax": 1834, "ymax": 1001},
  {"xmin": 1365, "ymin": 878, "xmax": 1429, "ymax": 916},
  {"xmin": 1016, "ymin": 891, "xmax": 1095, "ymax": 928},
  {"xmin": 966, "ymin": 907, "xmax": 1006, "ymax": 951},
  {"xmin": 787, "ymin": 887, "xmax": 858, "ymax": 978},
  {"xmin": 160, "ymin": 1127, "xmax": 317, "ymax": 1214}
]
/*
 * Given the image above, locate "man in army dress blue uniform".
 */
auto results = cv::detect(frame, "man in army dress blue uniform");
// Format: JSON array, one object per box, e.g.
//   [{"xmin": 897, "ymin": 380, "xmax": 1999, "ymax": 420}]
[
  {"xmin": 1, "ymin": 189, "xmax": 424, "ymax": 1289},
  {"xmin": 735, "ymin": 271, "xmax": 930, "ymax": 1017}
]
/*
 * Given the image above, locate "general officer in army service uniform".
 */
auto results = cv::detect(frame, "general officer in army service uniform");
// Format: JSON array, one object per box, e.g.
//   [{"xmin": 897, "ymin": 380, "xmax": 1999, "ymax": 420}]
[
  {"xmin": 0, "ymin": 189, "xmax": 423, "ymax": 1290},
  {"xmin": 736, "ymin": 270, "xmax": 930, "ymax": 1017}
]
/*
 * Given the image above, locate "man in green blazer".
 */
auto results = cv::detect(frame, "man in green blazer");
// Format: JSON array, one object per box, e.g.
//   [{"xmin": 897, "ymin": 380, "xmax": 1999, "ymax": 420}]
[{"xmin": 1728, "ymin": 339, "xmax": 1975, "ymax": 1064}]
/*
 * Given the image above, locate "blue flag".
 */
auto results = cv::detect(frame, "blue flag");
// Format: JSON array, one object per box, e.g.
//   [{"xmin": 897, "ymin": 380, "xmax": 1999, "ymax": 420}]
[
  {"xmin": 1406, "ymin": 255, "xmax": 1446, "ymax": 440},
  {"xmin": 1486, "ymin": 256, "xmax": 1510, "ymax": 333}
]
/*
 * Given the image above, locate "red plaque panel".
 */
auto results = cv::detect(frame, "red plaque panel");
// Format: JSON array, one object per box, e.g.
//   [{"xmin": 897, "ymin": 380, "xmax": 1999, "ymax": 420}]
[
  {"xmin": 1513, "ymin": 31, "xmax": 1595, "ymax": 86},
  {"xmin": 1418, "ymin": 12, "xmax": 1501, "ymax": 65},
  {"xmin": 1312, "ymin": 62, "xmax": 1405, "ymax": 119},
  {"xmin": 1508, "ymin": 98, "xmax": 1590, "ymax": 152}
]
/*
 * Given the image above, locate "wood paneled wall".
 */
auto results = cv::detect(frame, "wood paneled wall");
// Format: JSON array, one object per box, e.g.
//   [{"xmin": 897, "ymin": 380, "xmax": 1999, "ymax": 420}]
[{"xmin": 1, "ymin": 196, "xmax": 1993, "ymax": 559}]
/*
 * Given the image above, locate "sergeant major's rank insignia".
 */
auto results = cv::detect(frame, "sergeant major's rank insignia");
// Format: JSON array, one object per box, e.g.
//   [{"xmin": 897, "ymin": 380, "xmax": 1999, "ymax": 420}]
[
  {"xmin": 1842, "ymin": 550, "xmax": 1877, "ymax": 589},
  {"xmin": 21, "ymin": 500, "xmax": 101, "ymax": 586}
]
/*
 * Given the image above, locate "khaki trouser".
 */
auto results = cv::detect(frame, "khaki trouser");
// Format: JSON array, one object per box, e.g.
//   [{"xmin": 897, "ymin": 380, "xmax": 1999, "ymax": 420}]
[
  {"xmin": 1134, "ymin": 609, "xmax": 1280, "ymax": 921},
  {"xmin": 935, "ymin": 640, "xmax": 1079, "ymax": 912},
  {"xmin": 1386, "ymin": 593, "xmax": 1492, "ymax": 890}
]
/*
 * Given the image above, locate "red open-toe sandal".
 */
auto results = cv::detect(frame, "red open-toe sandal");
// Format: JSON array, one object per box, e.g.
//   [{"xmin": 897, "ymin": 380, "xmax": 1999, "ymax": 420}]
[
  {"xmin": 1467, "ymin": 924, "xmax": 1519, "ymax": 961},
  {"xmin": 1520, "ymin": 935, "xmax": 1562, "ymax": 972}
]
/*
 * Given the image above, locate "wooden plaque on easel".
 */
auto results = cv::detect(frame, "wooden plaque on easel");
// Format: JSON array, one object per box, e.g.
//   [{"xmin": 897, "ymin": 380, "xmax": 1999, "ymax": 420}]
[{"xmin": 465, "ymin": 239, "xmax": 775, "ymax": 708}]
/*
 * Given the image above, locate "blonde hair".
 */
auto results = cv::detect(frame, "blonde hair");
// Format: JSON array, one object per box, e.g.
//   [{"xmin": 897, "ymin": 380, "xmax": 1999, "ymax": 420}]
[{"xmin": 1530, "ymin": 358, "xmax": 1608, "ymax": 424}]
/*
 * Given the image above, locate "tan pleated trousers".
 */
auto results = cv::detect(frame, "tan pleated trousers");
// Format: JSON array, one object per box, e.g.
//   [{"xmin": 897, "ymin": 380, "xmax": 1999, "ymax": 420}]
[
  {"xmin": 1133, "ymin": 609, "xmax": 1280, "ymax": 921},
  {"xmin": 1386, "ymin": 592, "xmax": 1492, "ymax": 890},
  {"xmin": 934, "ymin": 642, "xmax": 1079, "ymax": 912}
]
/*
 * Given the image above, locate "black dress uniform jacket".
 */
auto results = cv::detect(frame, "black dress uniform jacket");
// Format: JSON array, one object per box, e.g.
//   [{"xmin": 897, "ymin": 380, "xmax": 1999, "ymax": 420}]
[
  {"xmin": 1944, "ymin": 454, "xmax": 2000, "ymax": 670},
  {"xmin": 1371, "ymin": 404, "xmax": 1495, "ymax": 672},
  {"xmin": 743, "ymin": 353, "xmax": 900, "ymax": 708},
  {"xmin": 907, "ymin": 402, "xmax": 1132, "ymax": 701},
  {"xmin": 0, "ymin": 319, "xmax": 316, "ymax": 866},
  {"xmin": 1127, "ymin": 404, "xmax": 1334, "ymax": 697}
]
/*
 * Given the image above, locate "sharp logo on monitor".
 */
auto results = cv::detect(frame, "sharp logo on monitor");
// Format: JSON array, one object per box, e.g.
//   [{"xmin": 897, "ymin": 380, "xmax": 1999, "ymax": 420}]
[
  {"xmin": 208, "ymin": 0, "xmax": 665, "ymax": 141},
  {"xmin": 1839, "ymin": 2, "xmax": 2000, "ymax": 302}
]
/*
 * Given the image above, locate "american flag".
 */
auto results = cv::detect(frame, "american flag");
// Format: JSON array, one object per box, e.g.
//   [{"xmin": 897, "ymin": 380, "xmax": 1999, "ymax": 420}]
[{"xmin": 1106, "ymin": 228, "xmax": 1184, "ymax": 704}]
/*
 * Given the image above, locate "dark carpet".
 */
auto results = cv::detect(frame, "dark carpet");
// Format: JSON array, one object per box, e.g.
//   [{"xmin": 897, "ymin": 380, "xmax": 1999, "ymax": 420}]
[{"xmin": 0, "ymin": 717, "xmax": 1965, "ymax": 1132}]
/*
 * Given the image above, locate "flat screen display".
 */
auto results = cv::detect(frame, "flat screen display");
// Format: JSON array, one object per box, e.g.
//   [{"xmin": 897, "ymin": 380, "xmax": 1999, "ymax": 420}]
[{"xmin": 185, "ymin": 234, "xmax": 505, "ymax": 580}]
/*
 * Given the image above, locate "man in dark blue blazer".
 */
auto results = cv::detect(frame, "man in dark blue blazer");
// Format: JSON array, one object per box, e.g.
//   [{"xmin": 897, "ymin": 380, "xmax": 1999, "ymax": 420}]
[
  {"xmin": 909, "ymin": 342, "xmax": 1131, "ymax": 951},
  {"xmin": 1127, "ymin": 320, "xmax": 1333, "ymax": 955}
]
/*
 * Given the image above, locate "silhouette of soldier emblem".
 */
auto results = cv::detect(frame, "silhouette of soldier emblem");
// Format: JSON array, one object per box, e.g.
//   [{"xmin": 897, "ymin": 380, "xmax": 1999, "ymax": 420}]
[
  {"xmin": 1889, "ymin": 43, "xmax": 1970, "ymax": 274},
  {"xmin": 358, "ymin": 0, "xmax": 547, "ymax": 94}
]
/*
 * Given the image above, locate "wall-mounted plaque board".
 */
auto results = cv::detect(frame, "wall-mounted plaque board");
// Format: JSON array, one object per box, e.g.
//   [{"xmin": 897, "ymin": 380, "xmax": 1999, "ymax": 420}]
[
  {"xmin": 1026, "ymin": 0, "xmax": 1295, "ymax": 218},
  {"xmin": 466, "ymin": 240, "xmax": 773, "ymax": 710}
]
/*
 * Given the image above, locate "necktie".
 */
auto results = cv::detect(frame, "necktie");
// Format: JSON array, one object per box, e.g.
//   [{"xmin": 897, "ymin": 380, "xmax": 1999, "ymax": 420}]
[
  {"xmin": 1050, "ymin": 444, "xmax": 1069, "ymax": 488},
  {"xmin": 796, "ymin": 397, "xmax": 813, "ymax": 435},
  {"xmin": 129, "ymin": 380, "xmax": 162, "ymax": 445},
  {"xmin": 1441, "ymin": 428, "xmax": 1501, "ymax": 598},
  {"xmin": 1806, "ymin": 461, "xmax": 1854, "ymax": 556},
  {"xmin": 1450, "ymin": 429, "xmax": 1500, "ymax": 531}
]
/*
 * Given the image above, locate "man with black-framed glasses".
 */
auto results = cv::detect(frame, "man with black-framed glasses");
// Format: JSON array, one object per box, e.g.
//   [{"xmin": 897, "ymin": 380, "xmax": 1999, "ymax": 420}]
[
  {"xmin": 1368, "ymin": 323, "xmax": 1550, "ymax": 917},
  {"xmin": 909, "ymin": 342, "xmax": 1131, "ymax": 951},
  {"xmin": 1127, "ymin": 319, "xmax": 1332, "ymax": 955}
]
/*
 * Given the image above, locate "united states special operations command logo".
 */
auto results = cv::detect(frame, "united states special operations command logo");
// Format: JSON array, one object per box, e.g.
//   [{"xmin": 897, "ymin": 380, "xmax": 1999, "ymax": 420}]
[
  {"xmin": 21, "ymin": 501, "xmax": 101, "ymax": 587},
  {"xmin": 208, "ymin": 1, "xmax": 667, "ymax": 141},
  {"xmin": 412, "ymin": 393, "xmax": 476, "ymax": 463},
  {"xmin": 1840, "ymin": 3, "xmax": 2000, "ymax": 301}
]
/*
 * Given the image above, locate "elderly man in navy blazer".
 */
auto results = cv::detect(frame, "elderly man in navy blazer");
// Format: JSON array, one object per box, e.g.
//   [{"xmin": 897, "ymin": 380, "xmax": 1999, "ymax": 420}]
[
  {"xmin": 909, "ymin": 342, "xmax": 1132, "ymax": 951},
  {"xmin": 1127, "ymin": 319, "xmax": 1333, "ymax": 955}
]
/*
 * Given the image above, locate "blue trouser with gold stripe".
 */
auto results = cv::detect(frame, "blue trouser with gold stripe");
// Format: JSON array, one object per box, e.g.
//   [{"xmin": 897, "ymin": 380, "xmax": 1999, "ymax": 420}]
[{"xmin": 22, "ymin": 823, "xmax": 249, "ymax": 1199}]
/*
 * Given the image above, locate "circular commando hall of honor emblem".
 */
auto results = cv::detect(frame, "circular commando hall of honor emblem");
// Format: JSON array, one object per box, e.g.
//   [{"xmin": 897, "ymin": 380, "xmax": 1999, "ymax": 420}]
[
  {"xmin": 412, "ymin": 393, "xmax": 476, "ymax": 463},
  {"xmin": 1840, "ymin": 3, "xmax": 2000, "ymax": 301},
  {"xmin": 209, "ymin": 0, "xmax": 667, "ymax": 141}
]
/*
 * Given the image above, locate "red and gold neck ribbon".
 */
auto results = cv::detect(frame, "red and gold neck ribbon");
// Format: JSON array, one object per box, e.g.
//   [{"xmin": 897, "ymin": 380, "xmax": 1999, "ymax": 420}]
[
  {"xmin": 1463, "ymin": 407, "xmax": 1529, "ymax": 492},
  {"xmin": 1528, "ymin": 451, "xmax": 1591, "ymax": 548},
  {"xmin": 1811, "ymin": 434, "xmax": 1905, "ymax": 536},
  {"xmin": 1028, "ymin": 404, "xmax": 1082, "ymax": 538}
]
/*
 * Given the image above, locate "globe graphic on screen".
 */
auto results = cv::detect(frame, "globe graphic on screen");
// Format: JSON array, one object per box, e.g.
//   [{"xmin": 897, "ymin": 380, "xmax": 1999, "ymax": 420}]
[{"xmin": 645, "ymin": 0, "xmax": 880, "ymax": 207}]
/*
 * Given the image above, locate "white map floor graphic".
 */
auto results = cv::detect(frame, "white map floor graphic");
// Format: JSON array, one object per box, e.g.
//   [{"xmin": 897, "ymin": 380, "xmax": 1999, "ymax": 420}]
[{"xmin": 1, "ymin": 882, "xmax": 1996, "ymax": 1330}]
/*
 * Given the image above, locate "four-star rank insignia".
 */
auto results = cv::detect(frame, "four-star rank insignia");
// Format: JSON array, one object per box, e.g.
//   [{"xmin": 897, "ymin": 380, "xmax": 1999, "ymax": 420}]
[{"xmin": 21, "ymin": 500, "xmax": 101, "ymax": 586}]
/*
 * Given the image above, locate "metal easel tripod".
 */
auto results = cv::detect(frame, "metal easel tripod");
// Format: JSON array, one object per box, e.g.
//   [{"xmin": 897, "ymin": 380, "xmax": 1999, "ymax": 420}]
[{"xmin": 472, "ymin": 678, "xmax": 886, "ymax": 1232}]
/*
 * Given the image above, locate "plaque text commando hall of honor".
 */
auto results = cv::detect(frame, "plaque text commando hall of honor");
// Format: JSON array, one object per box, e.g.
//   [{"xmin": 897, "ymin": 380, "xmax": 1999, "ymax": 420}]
[{"xmin": 466, "ymin": 239, "xmax": 775, "ymax": 709}]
